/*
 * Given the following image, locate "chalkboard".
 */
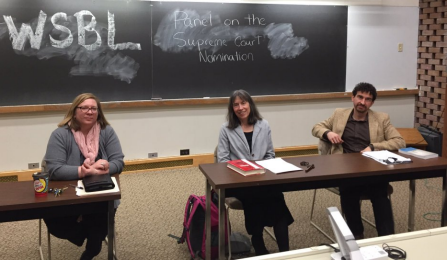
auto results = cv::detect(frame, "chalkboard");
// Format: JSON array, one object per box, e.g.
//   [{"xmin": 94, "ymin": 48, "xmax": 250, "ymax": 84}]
[
  {"xmin": 0, "ymin": 0, "xmax": 151, "ymax": 106},
  {"xmin": 0, "ymin": 0, "xmax": 347, "ymax": 106},
  {"xmin": 152, "ymin": 2, "xmax": 347, "ymax": 99}
]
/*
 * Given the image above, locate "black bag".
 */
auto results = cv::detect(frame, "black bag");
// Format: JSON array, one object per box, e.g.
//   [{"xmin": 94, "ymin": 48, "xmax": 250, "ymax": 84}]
[{"xmin": 82, "ymin": 174, "xmax": 115, "ymax": 192}]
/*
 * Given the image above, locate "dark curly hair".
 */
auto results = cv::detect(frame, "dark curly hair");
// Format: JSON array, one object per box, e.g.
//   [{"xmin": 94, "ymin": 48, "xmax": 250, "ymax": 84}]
[{"xmin": 352, "ymin": 82, "xmax": 377, "ymax": 101}]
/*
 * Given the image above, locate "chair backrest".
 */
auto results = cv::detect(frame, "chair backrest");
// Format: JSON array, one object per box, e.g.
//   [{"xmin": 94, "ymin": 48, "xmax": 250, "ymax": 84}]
[
  {"xmin": 318, "ymin": 139, "xmax": 332, "ymax": 155},
  {"xmin": 214, "ymin": 146, "xmax": 218, "ymax": 163},
  {"xmin": 41, "ymin": 158, "xmax": 48, "ymax": 174},
  {"xmin": 318, "ymin": 139, "xmax": 393, "ymax": 198}
]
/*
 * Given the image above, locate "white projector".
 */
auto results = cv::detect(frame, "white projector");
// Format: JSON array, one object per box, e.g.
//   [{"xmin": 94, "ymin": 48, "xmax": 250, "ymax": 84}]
[{"xmin": 331, "ymin": 245, "xmax": 388, "ymax": 260}]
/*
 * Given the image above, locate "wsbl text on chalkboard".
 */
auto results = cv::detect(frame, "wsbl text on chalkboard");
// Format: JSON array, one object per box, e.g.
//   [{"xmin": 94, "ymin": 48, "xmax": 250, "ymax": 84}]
[{"xmin": 0, "ymin": 0, "xmax": 347, "ymax": 106}]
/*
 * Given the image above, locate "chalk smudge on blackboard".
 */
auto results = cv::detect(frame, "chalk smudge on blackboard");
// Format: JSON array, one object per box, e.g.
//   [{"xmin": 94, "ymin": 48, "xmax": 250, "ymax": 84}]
[
  {"xmin": 70, "ymin": 46, "xmax": 139, "ymax": 83},
  {"xmin": 154, "ymin": 9, "xmax": 309, "ymax": 60},
  {"xmin": 265, "ymin": 23, "xmax": 309, "ymax": 59},
  {"xmin": 1, "ymin": 10, "xmax": 140, "ymax": 83}
]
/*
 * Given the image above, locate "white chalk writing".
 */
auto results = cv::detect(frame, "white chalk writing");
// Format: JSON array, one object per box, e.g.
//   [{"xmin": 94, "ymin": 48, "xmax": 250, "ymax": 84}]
[
  {"xmin": 173, "ymin": 32, "xmax": 227, "ymax": 51},
  {"xmin": 108, "ymin": 11, "xmax": 141, "ymax": 51},
  {"xmin": 154, "ymin": 9, "xmax": 309, "ymax": 62},
  {"xmin": 199, "ymin": 50, "xmax": 254, "ymax": 63},
  {"xmin": 174, "ymin": 11, "xmax": 212, "ymax": 29},
  {"xmin": 3, "ymin": 10, "xmax": 46, "ymax": 50},
  {"xmin": 1, "ymin": 9, "xmax": 142, "ymax": 83},
  {"xmin": 235, "ymin": 35, "xmax": 262, "ymax": 47},
  {"xmin": 74, "ymin": 10, "xmax": 101, "ymax": 51},
  {"xmin": 244, "ymin": 14, "xmax": 265, "ymax": 25},
  {"xmin": 50, "ymin": 12, "xmax": 73, "ymax": 49}
]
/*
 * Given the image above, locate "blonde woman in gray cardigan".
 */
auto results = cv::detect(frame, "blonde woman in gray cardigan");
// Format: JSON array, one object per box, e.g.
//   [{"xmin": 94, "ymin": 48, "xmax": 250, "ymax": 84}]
[
  {"xmin": 44, "ymin": 93, "xmax": 124, "ymax": 260},
  {"xmin": 217, "ymin": 89, "xmax": 293, "ymax": 256}
]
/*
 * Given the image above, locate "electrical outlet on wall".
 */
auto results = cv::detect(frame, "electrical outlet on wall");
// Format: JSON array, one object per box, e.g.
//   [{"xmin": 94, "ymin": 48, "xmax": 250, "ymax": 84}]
[
  {"xmin": 180, "ymin": 149, "xmax": 190, "ymax": 156},
  {"xmin": 148, "ymin": 152, "xmax": 158, "ymax": 158},
  {"xmin": 28, "ymin": 162, "xmax": 39, "ymax": 169}
]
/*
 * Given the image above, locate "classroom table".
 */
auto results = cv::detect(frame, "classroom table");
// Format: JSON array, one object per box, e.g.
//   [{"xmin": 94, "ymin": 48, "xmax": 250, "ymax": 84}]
[
  {"xmin": 0, "ymin": 175, "xmax": 121, "ymax": 260},
  {"xmin": 200, "ymin": 153, "xmax": 447, "ymax": 260},
  {"xmin": 395, "ymin": 128, "xmax": 428, "ymax": 232}
]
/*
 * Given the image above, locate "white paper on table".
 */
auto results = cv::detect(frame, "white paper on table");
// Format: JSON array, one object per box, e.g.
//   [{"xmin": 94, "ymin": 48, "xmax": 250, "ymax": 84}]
[
  {"xmin": 76, "ymin": 177, "xmax": 120, "ymax": 196},
  {"xmin": 255, "ymin": 158, "xmax": 302, "ymax": 174},
  {"xmin": 362, "ymin": 150, "xmax": 412, "ymax": 165}
]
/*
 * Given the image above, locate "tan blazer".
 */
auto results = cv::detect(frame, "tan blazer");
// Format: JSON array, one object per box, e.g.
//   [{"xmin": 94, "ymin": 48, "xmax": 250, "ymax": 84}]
[{"xmin": 312, "ymin": 108, "xmax": 405, "ymax": 155}]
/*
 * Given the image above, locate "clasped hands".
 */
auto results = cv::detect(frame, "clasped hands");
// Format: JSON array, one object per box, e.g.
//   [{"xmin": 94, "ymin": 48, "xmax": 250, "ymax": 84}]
[
  {"xmin": 326, "ymin": 132, "xmax": 372, "ymax": 153},
  {"xmin": 79, "ymin": 159, "xmax": 109, "ymax": 178}
]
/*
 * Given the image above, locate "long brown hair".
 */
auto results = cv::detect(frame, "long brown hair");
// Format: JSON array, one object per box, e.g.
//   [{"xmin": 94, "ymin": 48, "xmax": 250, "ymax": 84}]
[
  {"xmin": 226, "ymin": 89, "xmax": 262, "ymax": 129},
  {"xmin": 58, "ymin": 93, "xmax": 110, "ymax": 131}
]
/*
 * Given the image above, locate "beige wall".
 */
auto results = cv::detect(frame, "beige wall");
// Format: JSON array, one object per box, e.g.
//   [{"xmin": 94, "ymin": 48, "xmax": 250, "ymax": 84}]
[{"xmin": 0, "ymin": 96, "xmax": 415, "ymax": 172}]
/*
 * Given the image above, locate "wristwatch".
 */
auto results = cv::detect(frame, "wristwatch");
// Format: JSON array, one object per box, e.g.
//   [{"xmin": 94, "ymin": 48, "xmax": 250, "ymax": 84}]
[{"xmin": 368, "ymin": 144, "xmax": 374, "ymax": 151}]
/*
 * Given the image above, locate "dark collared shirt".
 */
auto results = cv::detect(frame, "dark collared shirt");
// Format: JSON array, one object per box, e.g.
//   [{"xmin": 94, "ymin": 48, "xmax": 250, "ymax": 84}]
[{"xmin": 342, "ymin": 111, "xmax": 370, "ymax": 153}]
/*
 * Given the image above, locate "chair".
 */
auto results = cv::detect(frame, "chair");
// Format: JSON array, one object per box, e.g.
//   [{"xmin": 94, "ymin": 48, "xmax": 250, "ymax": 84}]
[
  {"xmin": 38, "ymin": 159, "xmax": 51, "ymax": 260},
  {"xmin": 309, "ymin": 139, "xmax": 394, "ymax": 242},
  {"xmin": 39, "ymin": 219, "xmax": 118, "ymax": 260},
  {"xmin": 104, "ymin": 229, "xmax": 118, "ymax": 260},
  {"xmin": 310, "ymin": 185, "xmax": 394, "ymax": 242},
  {"xmin": 38, "ymin": 219, "xmax": 51, "ymax": 260},
  {"xmin": 39, "ymin": 159, "xmax": 118, "ymax": 260},
  {"xmin": 213, "ymin": 147, "xmax": 277, "ymax": 255}
]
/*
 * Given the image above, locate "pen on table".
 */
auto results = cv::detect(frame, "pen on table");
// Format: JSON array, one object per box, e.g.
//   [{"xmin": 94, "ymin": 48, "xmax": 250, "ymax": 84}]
[
  {"xmin": 395, "ymin": 88, "xmax": 407, "ymax": 90},
  {"xmin": 69, "ymin": 184, "xmax": 83, "ymax": 189},
  {"xmin": 305, "ymin": 164, "xmax": 315, "ymax": 173}
]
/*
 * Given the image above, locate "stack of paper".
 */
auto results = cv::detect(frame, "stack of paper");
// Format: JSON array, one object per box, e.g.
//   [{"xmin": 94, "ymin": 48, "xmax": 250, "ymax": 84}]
[
  {"xmin": 362, "ymin": 150, "xmax": 412, "ymax": 165},
  {"xmin": 255, "ymin": 158, "xmax": 302, "ymax": 174}
]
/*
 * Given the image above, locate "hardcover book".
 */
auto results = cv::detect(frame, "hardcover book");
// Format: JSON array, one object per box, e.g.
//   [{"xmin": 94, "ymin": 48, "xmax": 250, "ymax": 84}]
[
  {"xmin": 398, "ymin": 147, "xmax": 438, "ymax": 160},
  {"xmin": 227, "ymin": 159, "xmax": 265, "ymax": 176}
]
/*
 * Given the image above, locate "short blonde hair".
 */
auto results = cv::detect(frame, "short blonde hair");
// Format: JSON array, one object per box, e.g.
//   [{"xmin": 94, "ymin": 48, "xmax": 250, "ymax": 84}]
[{"xmin": 58, "ymin": 93, "xmax": 109, "ymax": 131}]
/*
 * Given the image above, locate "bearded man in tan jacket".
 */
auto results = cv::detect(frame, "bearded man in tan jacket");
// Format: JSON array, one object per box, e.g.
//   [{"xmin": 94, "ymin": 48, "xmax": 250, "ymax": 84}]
[{"xmin": 312, "ymin": 82, "xmax": 405, "ymax": 239}]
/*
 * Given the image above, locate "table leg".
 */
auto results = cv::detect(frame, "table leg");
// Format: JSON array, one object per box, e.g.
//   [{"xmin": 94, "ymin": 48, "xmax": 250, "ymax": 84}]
[
  {"xmin": 205, "ymin": 179, "xmax": 211, "ymax": 260},
  {"xmin": 408, "ymin": 180, "xmax": 416, "ymax": 231},
  {"xmin": 218, "ymin": 188, "xmax": 226, "ymax": 260},
  {"xmin": 107, "ymin": 200, "xmax": 114, "ymax": 260},
  {"xmin": 442, "ymin": 170, "xmax": 447, "ymax": 227}
]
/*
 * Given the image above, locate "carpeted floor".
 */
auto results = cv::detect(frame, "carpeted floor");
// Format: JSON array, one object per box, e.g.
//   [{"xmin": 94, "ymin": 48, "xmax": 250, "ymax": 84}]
[{"xmin": 0, "ymin": 167, "xmax": 443, "ymax": 259}]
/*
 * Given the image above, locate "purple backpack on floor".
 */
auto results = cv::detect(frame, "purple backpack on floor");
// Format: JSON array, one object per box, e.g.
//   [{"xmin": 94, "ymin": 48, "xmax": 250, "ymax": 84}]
[{"xmin": 176, "ymin": 193, "xmax": 228, "ymax": 259}]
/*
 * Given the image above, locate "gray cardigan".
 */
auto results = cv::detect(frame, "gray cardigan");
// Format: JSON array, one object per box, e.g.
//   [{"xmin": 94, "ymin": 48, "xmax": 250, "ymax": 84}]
[
  {"xmin": 217, "ymin": 119, "xmax": 275, "ymax": 163},
  {"xmin": 44, "ymin": 125, "xmax": 124, "ymax": 181}
]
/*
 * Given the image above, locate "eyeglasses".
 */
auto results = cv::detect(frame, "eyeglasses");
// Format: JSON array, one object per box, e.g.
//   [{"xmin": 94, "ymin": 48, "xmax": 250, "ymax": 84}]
[
  {"xmin": 300, "ymin": 161, "xmax": 315, "ymax": 173},
  {"xmin": 77, "ymin": 106, "xmax": 98, "ymax": 113},
  {"xmin": 381, "ymin": 157, "xmax": 411, "ymax": 165}
]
